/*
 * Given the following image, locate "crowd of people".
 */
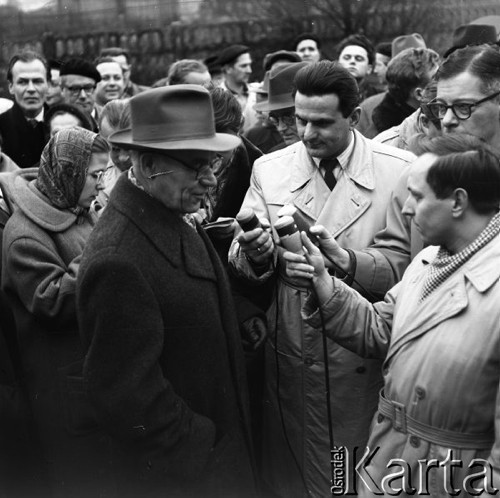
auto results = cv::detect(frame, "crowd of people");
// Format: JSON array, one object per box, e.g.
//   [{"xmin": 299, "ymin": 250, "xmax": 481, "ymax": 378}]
[{"xmin": 0, "ymin": 21, "xmax": 500, "ymax": 498}]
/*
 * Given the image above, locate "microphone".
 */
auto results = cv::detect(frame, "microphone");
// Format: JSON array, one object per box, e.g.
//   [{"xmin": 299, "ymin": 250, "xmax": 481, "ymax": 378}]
[
  {"xmin": 277, "ymin": 205, "xmax": 316, "ymax": 241},
  {"xmin": 274, "ymin": 216, "xmax": 303, "ymax": 254},
  {"xmin": 236, "ymin": 208, "xmax": 262, "ymax": 232}
]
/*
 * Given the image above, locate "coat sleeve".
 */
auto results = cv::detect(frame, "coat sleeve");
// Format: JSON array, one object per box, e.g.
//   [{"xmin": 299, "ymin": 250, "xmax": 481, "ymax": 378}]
[
  {"xmin": 302, "ymin": 277, "xmax": 399, "ymax": 359},
  {"xmin": 351, "ymin": 168, "xmax": 413, "ymax": 299},
  {"xmin": 228, "ymin": 164, "xmax": 277, "ymax": 284},
  {"xmin": 77, "ymin": 252, "xmax": 216, "ymax": 481},
  {"xmin": 3, "ymin": 235, "xmax": 80, "ymax": 328}
]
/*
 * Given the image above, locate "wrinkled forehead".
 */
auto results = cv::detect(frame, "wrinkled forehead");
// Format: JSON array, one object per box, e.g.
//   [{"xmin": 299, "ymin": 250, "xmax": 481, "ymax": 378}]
[{"xmin": 436, "ymin": 71, "xmax": 486, "ymax": 101}]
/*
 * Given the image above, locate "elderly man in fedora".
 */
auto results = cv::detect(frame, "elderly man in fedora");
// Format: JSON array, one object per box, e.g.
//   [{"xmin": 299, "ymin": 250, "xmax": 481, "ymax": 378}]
[{"xmin": 77, "ymin": 85, "xmax": 257, "ymax": 498}]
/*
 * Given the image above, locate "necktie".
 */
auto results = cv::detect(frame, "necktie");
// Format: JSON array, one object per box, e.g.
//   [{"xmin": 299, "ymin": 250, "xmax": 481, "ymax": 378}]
[
  {"xmin": 321, "ymin": 158, "xmax": 339, "ymax": 191},
  {"xmin": 27, "ymin": 118, "xmax": 38, "ymax": 129}
]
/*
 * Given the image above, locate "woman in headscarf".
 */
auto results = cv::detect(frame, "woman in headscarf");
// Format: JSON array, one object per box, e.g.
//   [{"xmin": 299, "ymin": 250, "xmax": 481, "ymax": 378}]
[{"xmin": 1, "ymin": 127, "xmax": 111, "ymax": 498}]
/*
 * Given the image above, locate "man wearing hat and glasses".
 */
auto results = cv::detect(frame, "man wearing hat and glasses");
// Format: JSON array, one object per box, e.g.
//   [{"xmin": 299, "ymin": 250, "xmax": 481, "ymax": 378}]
[{"xmin": 77, "ymin": 85, "xmax": 257, "ymax": 497}]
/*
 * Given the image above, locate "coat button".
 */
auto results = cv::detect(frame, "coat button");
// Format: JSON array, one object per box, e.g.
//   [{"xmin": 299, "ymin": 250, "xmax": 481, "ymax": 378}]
[
  {"xmin": 356, "ymin": 366, "xmax": 366, "ymax": 374},
  {"xmin": 415, "ymin": 386, "xmax": 426, "ymax": 399},
  {"xmin": 409, "ymin": 436, "xmax": 420, "ymax": 448},
  {"xmin": 304, "ymin": 358, "xmax": 314, "ymax": 366},
  {"xmin": 377, "ymin": 414, "xmax": 384, "ymax": 423}
]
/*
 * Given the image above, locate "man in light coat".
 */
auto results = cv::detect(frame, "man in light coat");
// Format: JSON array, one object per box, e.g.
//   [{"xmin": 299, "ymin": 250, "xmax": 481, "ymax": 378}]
[
  {"xmin": 290, "ymin": 134, "xmax": 500, "ymax": 496},
  {"xmin": 229, "ymin": 61, "xmax": 413, "ymax": 497}
]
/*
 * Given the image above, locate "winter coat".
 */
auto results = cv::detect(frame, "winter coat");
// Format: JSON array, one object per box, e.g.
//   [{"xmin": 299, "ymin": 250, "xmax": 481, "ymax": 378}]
[
  {"xmin": 1, "ymin": 170, "xmax": 111, "ymax": 498},
  {"xmin": 0, "ymin": 103, "xmax": 49, "ymax": 168},
  {"xmin": 373, "ymin": 109, "xmax": 423, "ymax": 151},
  {"xmin": 77, "ymin": 174, "xmax": 257, "ymax": 498},
  {"xmin": 229, "ymin": 131, "xmax": 414, "ymax": 497},
  {"xmin": 372, "ymin": 91, "xmax": 416, "ymax": 135},
  {"xmin": 304, "ymin": 240, "xmax": 500, "ymax": 496}
]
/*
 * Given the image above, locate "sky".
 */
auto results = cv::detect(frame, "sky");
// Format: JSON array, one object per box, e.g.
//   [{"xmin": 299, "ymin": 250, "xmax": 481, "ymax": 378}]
[{"xmin": 0, "ymin": 0, "xmax": 54, "ymax": 11}]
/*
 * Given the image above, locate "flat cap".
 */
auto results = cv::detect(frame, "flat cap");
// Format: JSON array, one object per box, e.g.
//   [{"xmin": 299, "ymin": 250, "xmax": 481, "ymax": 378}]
[
  {"xmin": 60, "ymin": 58, "xmax": 101, "ymax": 82},
  {"xmin": 217, "ymin": 44, "xmax": 250, "ymax": 66}
]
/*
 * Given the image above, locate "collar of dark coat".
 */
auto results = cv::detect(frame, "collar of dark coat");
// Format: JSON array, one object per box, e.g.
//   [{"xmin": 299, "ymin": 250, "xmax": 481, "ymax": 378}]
[
  {"xmin": 289, "ymin": 131, "xmax": 376, "ymax": 193},
  {"xmin": 109, "ymin": 174, "xmax": 217, "ymax": 282}
]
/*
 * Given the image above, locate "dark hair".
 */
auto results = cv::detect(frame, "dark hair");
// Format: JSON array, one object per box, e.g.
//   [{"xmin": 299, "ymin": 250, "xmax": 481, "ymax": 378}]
[
  {"xmin": 100, "ymin": 47, "xmax": 130, "ymax": 64},
  {"xmin": 209, "ymin": 87, "xmax": 242, "ymax": 135},
  {"xmin": 337, "ymin": 34, "xmax": 376, "ymax": 67},
  {"xmin": 375, "ymin": 42, "xmax": 392, "ymax": 59},
  {"xmin": 437, "ymin": 44, "xmax": 500, "ymax": 95},
  {"xmin": 386, "ymin": 47, "xmax": 440, "ymax": 101},
  {"xmin": 427, "ymin": 145, "xmax": 500, "ymax": 214},
  {"xmin": 7, "ymin": 50, "xmax": 49, "ymax": 83},
  {"xmin": 294, "ymin": 33, "xmax": 321, "ymax": 51},
  {"xmin": 293, "ymin": 60, "xmax": 359, "ymax": 117},
  {"xmin": 45, "ymin": 103, "xmax": 93, "ymax": 131},
  {"xmin": 99, "ymin": 98, "xmax": 131, "ymax": 132},
  {"xmin": 167, "ymin": 59, "xmax": 208, "ymax": 85}
]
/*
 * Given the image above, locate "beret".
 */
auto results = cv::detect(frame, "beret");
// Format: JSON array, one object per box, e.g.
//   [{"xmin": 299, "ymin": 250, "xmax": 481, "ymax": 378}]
[
  {"xmin": 217, "ymin": 45, "xmax": 250, "ymax": 66},
  {"xmin": 60, "ymin": 58, "xmax": 101, "ymax": 83}
]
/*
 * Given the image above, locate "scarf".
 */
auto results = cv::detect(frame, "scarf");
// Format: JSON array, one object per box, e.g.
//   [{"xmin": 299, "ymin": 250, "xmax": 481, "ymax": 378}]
[
  {"xmin": 36, "ymin": 127, "xmax": 99, "ymax": 221},
  {"xmin": 420, "ymin": 211, "xmax": 500, "ymax": 301}
]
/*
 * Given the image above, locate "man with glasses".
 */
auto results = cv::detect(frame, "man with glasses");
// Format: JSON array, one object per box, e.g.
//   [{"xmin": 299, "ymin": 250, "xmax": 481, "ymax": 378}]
[
  {"xmin": 429, "ymin": 44, "xmax": 500, "ymax": 149},
  {"xmin": 59, "ymin": 58, "xmax": 101, "ymax": 131},
  {"xmin": 77, "ymin": 85, "xmax": 257, "ymax": 497},
  {"xmin": 254, "ymin": 61, "xmax": 308, "ymax": 152}
]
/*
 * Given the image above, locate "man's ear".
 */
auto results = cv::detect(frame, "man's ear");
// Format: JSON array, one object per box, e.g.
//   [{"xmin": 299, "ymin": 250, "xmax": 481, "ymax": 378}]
[
  {"xmin": 8, "ymin": 81, "xmax": 14, "ymax": 97},
  {"xmin": 451, "ymin": 188, "xmax": 469, "ymax": 218},
  {"xmin": 138, "ymin": 152, "xmax": 155, "ymax": 177},
  {"xmin": 349, "ymin": 106, "xmax": 361, "ymax": 128}
]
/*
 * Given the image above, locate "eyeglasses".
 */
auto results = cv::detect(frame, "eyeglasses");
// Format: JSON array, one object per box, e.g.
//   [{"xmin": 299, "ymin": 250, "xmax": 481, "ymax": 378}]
[
  {"xmin": 89, "ymin": 170, "xmax": 106, "ymax": 183},
  {"xmin": 148, "ymin": 154, "xmax": 223, "ymax": 180},
  {"xmin": 427, "ymin": 89, "xmax": 500, "ymax": 121},
  {"xmin": 64, "ymin": 84, "xmax": 96, "ymax": 96},
  {"xmin": 419, "ymin": 103, "xmax": 442, "ymax": 130},
  {"xmin": 268, "ymin": 114, "xmax": 296, "ymax": 128}
]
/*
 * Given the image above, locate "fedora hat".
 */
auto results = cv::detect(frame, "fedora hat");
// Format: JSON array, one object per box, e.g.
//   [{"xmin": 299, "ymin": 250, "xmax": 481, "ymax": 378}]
[
  {"xmin": 110, "ymin": 85, "xmax": 240, "ymax": 152},
  {"xmin": 444, "ymin": 24, "xmax": 498, "ymax": 58},
  {"xmin": 391, "ymin": 33, "xmax": 426, "ymax": 57},
  {"xmin": 254, "ymin": 62, "xmax": 308, "ymax": 112},
  {"xmin": 263, "ymin": 50, "xmax": 302, "ymax": 71}
]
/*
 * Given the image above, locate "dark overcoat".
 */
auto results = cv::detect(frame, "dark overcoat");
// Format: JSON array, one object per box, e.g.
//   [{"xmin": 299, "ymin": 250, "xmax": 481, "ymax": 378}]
[
  {"xmin": 0, "ymin": 103, "xmax": 49, "ymax": 168},
  {"xmin": 77, "ymin": 174, "xmax": 257, "ymax": 497}
]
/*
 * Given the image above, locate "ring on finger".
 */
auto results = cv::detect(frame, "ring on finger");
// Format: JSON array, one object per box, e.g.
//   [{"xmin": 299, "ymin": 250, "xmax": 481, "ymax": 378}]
[{"xmin": 257, "ymin": 246, "xmax": 262, "ymax": 253}]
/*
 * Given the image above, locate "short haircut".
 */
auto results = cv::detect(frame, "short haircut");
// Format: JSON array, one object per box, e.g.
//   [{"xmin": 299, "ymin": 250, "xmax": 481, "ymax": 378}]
[
  {"xmin": 337, "ymin": 34, "xmax": 376, "ymax": 66},
  {"xmin": 7, "ymin": 50, "xmax": 49, "ymax": 83},
  {"xmin": 386, "ymin": 47, "xmax": 440, "ymax": 101},
  {"xmin": 293, "ymin": 60, "xmax": 359, "ymax": 117},
  {"xmin": 45, "ymin": 102, "xmax": 93, "ymax": 131},
  {"xmin": 437, "ymin": 44, "xmax": 500, "ymax": 95},
  {"xmin": 167, "ymin": 59, "xmax": 208, "ymax": 86},
  {"xmin": 209, "ymin": 87, "xmax": 242, "ymax": 135},
  {"xmin": 94, "ymin": 56, "xmax": 122, "ymax": 71},
  {"xmin": 100, "ymin": 47, "xmax": 130, "ymax": 64},
  {"xmin": 375, "ymin": 42, "xmax": 392, "ymax": 58},
  {"xmin": 426, "ymin": 139, "xmax": 500, "ymax": 214},
  {"xmin": 294, "ymin": 33, "xmax": 321, "ymax": 51},
  {"xmin": 99, "ymin": 98, "xmax": 131, "ymax": 131}
]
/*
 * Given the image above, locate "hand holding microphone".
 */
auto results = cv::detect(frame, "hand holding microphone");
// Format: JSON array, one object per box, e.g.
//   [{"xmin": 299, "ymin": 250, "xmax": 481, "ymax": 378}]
[{"xmin": 236, "ymin": 208, "xmax": 274, "ymax": 265}]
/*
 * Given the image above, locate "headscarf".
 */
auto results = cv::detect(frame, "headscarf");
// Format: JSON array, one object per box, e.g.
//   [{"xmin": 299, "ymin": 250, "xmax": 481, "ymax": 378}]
[{"xmin": 36, "ymin": 127, "xmax": 105, "ymax": 214}]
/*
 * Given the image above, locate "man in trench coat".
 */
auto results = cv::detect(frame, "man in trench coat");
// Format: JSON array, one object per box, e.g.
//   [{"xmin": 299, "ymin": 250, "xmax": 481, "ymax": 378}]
[{"xmin": 229, "ymin": 61, "xmax": 413, "ymax": 497}]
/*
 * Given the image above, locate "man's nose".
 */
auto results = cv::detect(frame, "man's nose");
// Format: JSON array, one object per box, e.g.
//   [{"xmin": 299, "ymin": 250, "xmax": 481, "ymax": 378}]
[
  {"xmin": 199, "ymin": 168, "xmax": 217, "ymax": 187},
  {"xmin": 26, "ymin": 80, "xmax": 36, "ymax": 91},
  {"xmin": 441, "ymin": 107, "xmax": 458, "ymax": 128},
  {"xmin": 401, "ymin": 197, "xmax": 413, "ymax": 216}
]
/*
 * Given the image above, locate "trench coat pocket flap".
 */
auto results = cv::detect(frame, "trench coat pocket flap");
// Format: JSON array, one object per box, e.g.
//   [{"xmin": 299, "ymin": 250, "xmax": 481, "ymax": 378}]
[{"xmin": 58, "ymin": 359, "xmax": 99, "ymax": 436}]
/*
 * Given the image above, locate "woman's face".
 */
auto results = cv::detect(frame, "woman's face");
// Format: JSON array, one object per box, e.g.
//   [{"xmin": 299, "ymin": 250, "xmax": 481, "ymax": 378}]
[
  {"xmin": 100, "ymin": 116, "xmax": 132, "ymax": 172},
  {"xmin": 77, "ymin": 152, "xmax": 108, "ymax": 208}
]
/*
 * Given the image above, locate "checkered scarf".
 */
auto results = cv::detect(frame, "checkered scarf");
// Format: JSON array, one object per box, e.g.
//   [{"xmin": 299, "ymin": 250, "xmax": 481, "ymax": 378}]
[{"xmin": 420, "ymin": 212, "xmax": 500, "ymax": 301}]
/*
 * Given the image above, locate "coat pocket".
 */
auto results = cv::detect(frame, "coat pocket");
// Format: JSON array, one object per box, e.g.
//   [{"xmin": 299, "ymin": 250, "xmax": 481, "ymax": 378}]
[{"xmin": 58, "ymin": 359, "xmax": 99, "ymax": 436}]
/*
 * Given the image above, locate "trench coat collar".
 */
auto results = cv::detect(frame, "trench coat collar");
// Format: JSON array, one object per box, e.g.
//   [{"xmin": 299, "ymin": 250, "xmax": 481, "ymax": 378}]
[
  {"xmin": 288, "ymin": 130, "xmax": 376, "ymax": 194},
  {"xmin": 109, "ymin": 174, "xmax": 217, "ymax": 283},
  {"xmin": 386, "ymin": 236, "xmax": 500, "ymax": 363}
]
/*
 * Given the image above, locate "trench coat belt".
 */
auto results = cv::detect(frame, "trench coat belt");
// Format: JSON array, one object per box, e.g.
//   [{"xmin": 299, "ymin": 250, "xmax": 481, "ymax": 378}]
[{"xmin": 378, "ymin": 390, "xmax": 494, "ymax": 450}]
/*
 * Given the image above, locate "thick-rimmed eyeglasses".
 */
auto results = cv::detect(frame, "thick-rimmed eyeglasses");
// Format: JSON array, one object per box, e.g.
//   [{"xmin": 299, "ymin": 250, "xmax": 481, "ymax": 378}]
[
  {"xmin": 148, "ymin": 154, "xmax": 223, "ymax": 180},
  {"xmin": 427, "ymin": 89, "xmax": 500, "ymax": 121},
  {"xmin": 65, "ymin": 85, "xmax": 96, "ymax": 96},
  {"xmin": 268, "ymin": 114, "xmax": 296, "ymax": 128}
]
